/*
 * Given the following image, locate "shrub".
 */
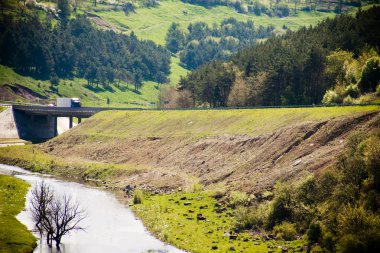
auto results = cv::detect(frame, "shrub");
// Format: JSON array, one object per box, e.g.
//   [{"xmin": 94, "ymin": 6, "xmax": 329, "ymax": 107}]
[
  {"xmin": 234, "ymin": 202, "xmax": 270, "ymax": 231},
  {"xmin": 273, "ymin": 221, "xmax": 297, "ymax": 241},
  {"xmin": 342, "ymin": 95, "xmax": 354, "ymax": 104},
  {"xmin": 337, "ymin": 231, "xmax": 380, "ymax": 253},
  {"xmin": 322, "ymin": 89, "xmax": 340, "ymax": 104},
  {"xmin": 358, "ymin": 57, "xmax": 380, "ymax": 92},
  {"xmin": 50, "ymin": 75, "xmax": 60, "ymax": 86},
  {"xmin": 133, "ymin": 189, "xmax": 144, "ymax": 204},
  {"xmin": 228, "ymin": 191, "xmax": 250, "ymax": 207},
  {"xmin": 337, "ymin": 205, "xmax": 380, "ymax": 236},
  {"xmin": 267, "ymin": 182, "xmax": 294, "ymax": 228},
  {"xmin": 307, "ymin": 222, "xmax": 322, "ymax": 244}
]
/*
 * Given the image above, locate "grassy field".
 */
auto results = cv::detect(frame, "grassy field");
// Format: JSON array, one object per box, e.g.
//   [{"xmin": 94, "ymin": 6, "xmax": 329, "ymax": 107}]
[
  {"xmin": 0, "ymin": 65, "xmax": 165, "ymax": 107},
  {"xmin": 132, "ymin": 190, "xmax": 306, "ymax": 253},
  {"xmin": 66, "ymin": 105, "xmax": 380, "ymax": 138},
  {"xmin": 94, "ymin": 1, "xmax": 336, "ymax": 46},
  {"xmin": 0, "ymin": 175, "xmax": 37, "ymax": 253}
]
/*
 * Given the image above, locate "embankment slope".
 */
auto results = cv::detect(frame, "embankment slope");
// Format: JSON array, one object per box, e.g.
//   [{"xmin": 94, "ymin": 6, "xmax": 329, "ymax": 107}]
[{"xmin": 33, "ymin": 106, "xmax": 380, "ymax": 193}]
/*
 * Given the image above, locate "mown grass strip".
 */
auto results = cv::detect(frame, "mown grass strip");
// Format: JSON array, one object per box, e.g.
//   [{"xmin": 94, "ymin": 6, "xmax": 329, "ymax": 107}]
[{"xmin": 67, "ymin": 105, "xmax": 380, "ymax": 138}]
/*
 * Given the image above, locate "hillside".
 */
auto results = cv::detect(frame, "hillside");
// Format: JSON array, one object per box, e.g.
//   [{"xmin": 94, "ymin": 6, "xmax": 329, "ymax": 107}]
[
  {"xmin": 0, "ymin": 105, "xmax": 378, "ymax": 192},
  {"xmin": 0, "ymin": 0, "xmax": 344, "ymax": 106}
]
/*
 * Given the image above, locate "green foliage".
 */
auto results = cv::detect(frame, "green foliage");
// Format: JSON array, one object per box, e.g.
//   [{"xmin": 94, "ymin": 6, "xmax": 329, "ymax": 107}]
[
  {"xmin": 359, "ymin": 57, "xmax": 380, "ymax": 92},
  {"xmin": 273, "ymin": 221, "xmax": 297, "ymax": 241},
  {"xmin": 181, "ymin": 7, "xmax": 380, "ymax": 106},
  {"xmin": 58, "ymin": 0, "xmax": 71, "ymax": 20},
  {"xmin": 133, "ymin": 189, "xmax": 145, "ymax": 204},
  {"xmin": 50, "ymin": 75, "xmax": 60, "ymax": 86},
  {"xmin": 235, "ymin": 202, "xmax": 270, "ymax": 231},
  {"xmin": 0, "ymin": 14, "xmax": 170, "ymax": 87},
  {"xmin": 174, "ymin": 18, "xmax": 274, "ymax": 69},
  {"xmin": 336, "ymin": 205, "xmax": 380, "ymax": 253},
  {"xmin": 267, "ymin": 182, "xmax": 294, "ymax": 228},
  {"xmin": 165, "ymin": 22, "xmax": 186, "ymax": 53},
  {"xmin": 0, "ymin": 175, "xmax": 37, "ymax": 252},
  {"xmin": 307, "ymin": 222, "xmax": 322, "ymax": 245}
]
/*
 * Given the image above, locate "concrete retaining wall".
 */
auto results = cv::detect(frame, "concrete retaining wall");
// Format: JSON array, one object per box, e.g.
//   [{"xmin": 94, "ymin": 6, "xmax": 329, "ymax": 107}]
[{"xmin": 0, "ymin": 108, "xmax": 20, "ymax": 138}]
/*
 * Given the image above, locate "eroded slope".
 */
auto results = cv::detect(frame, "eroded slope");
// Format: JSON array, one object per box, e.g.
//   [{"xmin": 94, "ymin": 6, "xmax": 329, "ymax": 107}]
[{"xmin": 36, "ymin": 106, "xmax": 380, "ymax": 193}]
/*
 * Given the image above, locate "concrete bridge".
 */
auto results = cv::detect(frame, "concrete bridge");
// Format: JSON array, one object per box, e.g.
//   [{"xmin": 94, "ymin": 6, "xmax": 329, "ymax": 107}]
[{"xmin": 1, "ymin": 105, "xmax": 127, "ymax": 142}]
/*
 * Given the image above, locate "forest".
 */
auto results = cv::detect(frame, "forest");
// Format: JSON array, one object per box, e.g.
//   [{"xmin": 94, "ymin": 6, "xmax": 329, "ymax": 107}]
[
  {"xmin": 177, "ymin": 6, "xmax": 380, "ymax": 107},
  {"xmin": 0, "ymin": 14, "xmax": 171, "ymax": 90},
  {"xmin": 166, "ymin": 18, "xmax": 275, "ymax": 69}
]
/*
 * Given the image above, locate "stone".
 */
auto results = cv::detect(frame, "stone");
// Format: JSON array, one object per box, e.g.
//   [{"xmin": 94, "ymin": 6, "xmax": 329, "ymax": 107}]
[
  {"xmin": 184, "ymin": 202, "xmax": 192, "ymax": 206},
  {"xmin": 197, "ymin": 213, "xmax": 206, "ymax": 220},
  {"xmin": 229, "ymin": 246, "xmax": 236, "ymax": 251},
  {"xmin": 229, "ymin": 234, "xmax": 238, "ymax": 240},
  {"xmin": 211, "ymin": 245, "xmax": 218, "ymax": 250}
]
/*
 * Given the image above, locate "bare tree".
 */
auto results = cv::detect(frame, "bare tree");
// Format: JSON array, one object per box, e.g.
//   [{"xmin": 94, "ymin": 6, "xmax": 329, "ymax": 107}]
[
  {"xmin": 30, "ymin": 181, "xmax": 54, "ymax": 236},
  {"xmin": 30, "ymin": 182, "xmax": 86, "ymax": 249}
]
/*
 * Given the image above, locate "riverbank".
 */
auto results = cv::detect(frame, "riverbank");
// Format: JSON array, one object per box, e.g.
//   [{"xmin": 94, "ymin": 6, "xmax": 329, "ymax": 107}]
[
  {"xmin": 132, "ymin": 190, "xmax": 307, "ymax": 253},
  {"xmin": 0, "ymin": 164, "xmax": 184, "ymax": 253},
  {"xmin": 0, "ymin": 174, "xmax": 37, "ymax": 253},
  {"xmin": 1, "ymin": 106, "xmax": 379, "ymax": 193},
  {"xmin": 0, "ymin": 106, "xmax": 379, "ymax": 252}
]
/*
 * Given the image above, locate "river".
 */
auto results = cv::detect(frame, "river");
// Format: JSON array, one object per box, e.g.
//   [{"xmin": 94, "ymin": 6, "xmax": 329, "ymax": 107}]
[{"xmin": 0, "ymin": 164, "xmax": 186, "ymax": 253}]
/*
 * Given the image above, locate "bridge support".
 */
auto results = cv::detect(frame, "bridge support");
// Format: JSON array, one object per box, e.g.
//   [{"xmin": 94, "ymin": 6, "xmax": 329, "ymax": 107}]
[
  {"xmin": 69, "ymin": 116, "xmax": 73, "ymax": 129},
  {"xmin": 13, "ymin": 109, "xmax": 58, "ymax": 142}
]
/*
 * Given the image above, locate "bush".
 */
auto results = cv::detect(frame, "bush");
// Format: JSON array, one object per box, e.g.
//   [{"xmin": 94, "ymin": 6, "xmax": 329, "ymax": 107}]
[
  {"xmin": 133, "ymin": 189, "xmax": 144, "ymax": 204},
  {"xmin": 337, "ymin": 231, "xmax": 380, "ymax": 253},
  {"xmin": 376, "ymin": 84, "xmax": 380, "ymax": 95},
  {"xmin": 267, "ymin": 182, "xmax": 294, "ymax": 228},
  {"xmin": 342, "ymin": 95, "xmax": 354, "ymax": 104},
  {"xmin": 337, "ymin": 205, "xmax": 380, "ymax": 236},
  {"xmin": 273, "ymin": 221, "xmax": 297, "ymax": 241},
  {"xmin": 322, "ymin": 89, "xmax": 341, "ymax": 104},
  {"xmin": 307, "ymin": 222, "xmax": 322, "ymax": 244},
  {"xmin": 228, "ymin": 191, "xmax": 250, "ymax": 207},
  {"xmin": 234, "ymin": 202, "xmax": 270, "ymax": 231},
  {"xmin": 358, "ymin": 57, "xmax": 380, "ymax": 92},
  {"xmin": 50, "ymin": 75, "xmax": 60, "ymax": 86}
]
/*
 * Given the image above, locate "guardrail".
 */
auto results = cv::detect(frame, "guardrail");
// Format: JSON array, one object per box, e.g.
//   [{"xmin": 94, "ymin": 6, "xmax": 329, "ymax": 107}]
[{"xmin": 7, "ymin": 102, "xmax": 380, "ymax": 114}]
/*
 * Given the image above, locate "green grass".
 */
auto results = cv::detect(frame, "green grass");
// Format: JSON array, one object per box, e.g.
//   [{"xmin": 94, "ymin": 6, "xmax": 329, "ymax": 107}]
[
  {"xmin": 0, "ymin": 145, "xmax": 148, "ymax": 184},
  {"xmin": 0, "ymin": 65, "xmax": 164, "ymax": 107},
  {"xmin": 132, "ymin": 191, "xmax": 306, "ymax": 253},
  {"xmin": 94, "ymin": 1, "xmax": 335, "ymax": 46},
  {"xmin": 0, "ymin": 175, "xmax": 37, "ymax": 253},
  {"xmin": 66, "ymin": 105, "xmax": 380, "ymax": 139}
]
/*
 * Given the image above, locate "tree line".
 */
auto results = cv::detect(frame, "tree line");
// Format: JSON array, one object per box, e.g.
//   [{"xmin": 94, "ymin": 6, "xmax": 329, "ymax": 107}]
[
  {"xmin": 0, "ymin": 14, "xmax": 171, "ymax": 89},
  {"xmin": 179, "ymin": 0, "xmax": 366, "ymax": 16},
  {"xmin": 166, "ymin": 18, "xmax": 274, "ymax": 69},
  {"xmin": 177, "ymin": 6, "xmax": 380, "ymax": 107}
]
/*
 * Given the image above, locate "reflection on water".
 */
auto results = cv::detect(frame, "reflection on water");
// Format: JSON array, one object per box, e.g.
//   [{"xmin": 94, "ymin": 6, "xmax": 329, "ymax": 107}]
[{"xmin": 0, "ymin": 164, "xmax": 185, "ymax": 253}]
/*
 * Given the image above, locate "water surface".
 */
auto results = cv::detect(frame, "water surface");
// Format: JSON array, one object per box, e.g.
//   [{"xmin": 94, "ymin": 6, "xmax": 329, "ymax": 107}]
[{"xmin": 0, "ymin": 164, "xmax": 185, "ymax": 253}]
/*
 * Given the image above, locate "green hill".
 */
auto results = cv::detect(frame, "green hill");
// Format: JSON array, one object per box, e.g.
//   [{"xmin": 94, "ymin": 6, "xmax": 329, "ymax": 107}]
[{"xmin": 0, "ymin": 0, "xmax": 344, "ymax": 106}]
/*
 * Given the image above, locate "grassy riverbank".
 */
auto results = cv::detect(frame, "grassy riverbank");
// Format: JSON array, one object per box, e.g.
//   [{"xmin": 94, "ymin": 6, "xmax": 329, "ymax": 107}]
[
  {"xmin": 0, "ymin": 175, "xmax": 36, "ymax": 253},
  {"xmin": 132, "ymin": 190, "xmax": 306, "ymax": 253}
]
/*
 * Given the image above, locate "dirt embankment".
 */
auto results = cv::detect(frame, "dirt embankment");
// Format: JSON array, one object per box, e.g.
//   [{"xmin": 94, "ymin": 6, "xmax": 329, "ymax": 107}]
[
  {"xmin": 0, "ymin": 83, "xmax": 47, "ymax": 101},
  {"xmin": 37, "ymin": 110, "xmax": 380, "ymax": 194}
]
